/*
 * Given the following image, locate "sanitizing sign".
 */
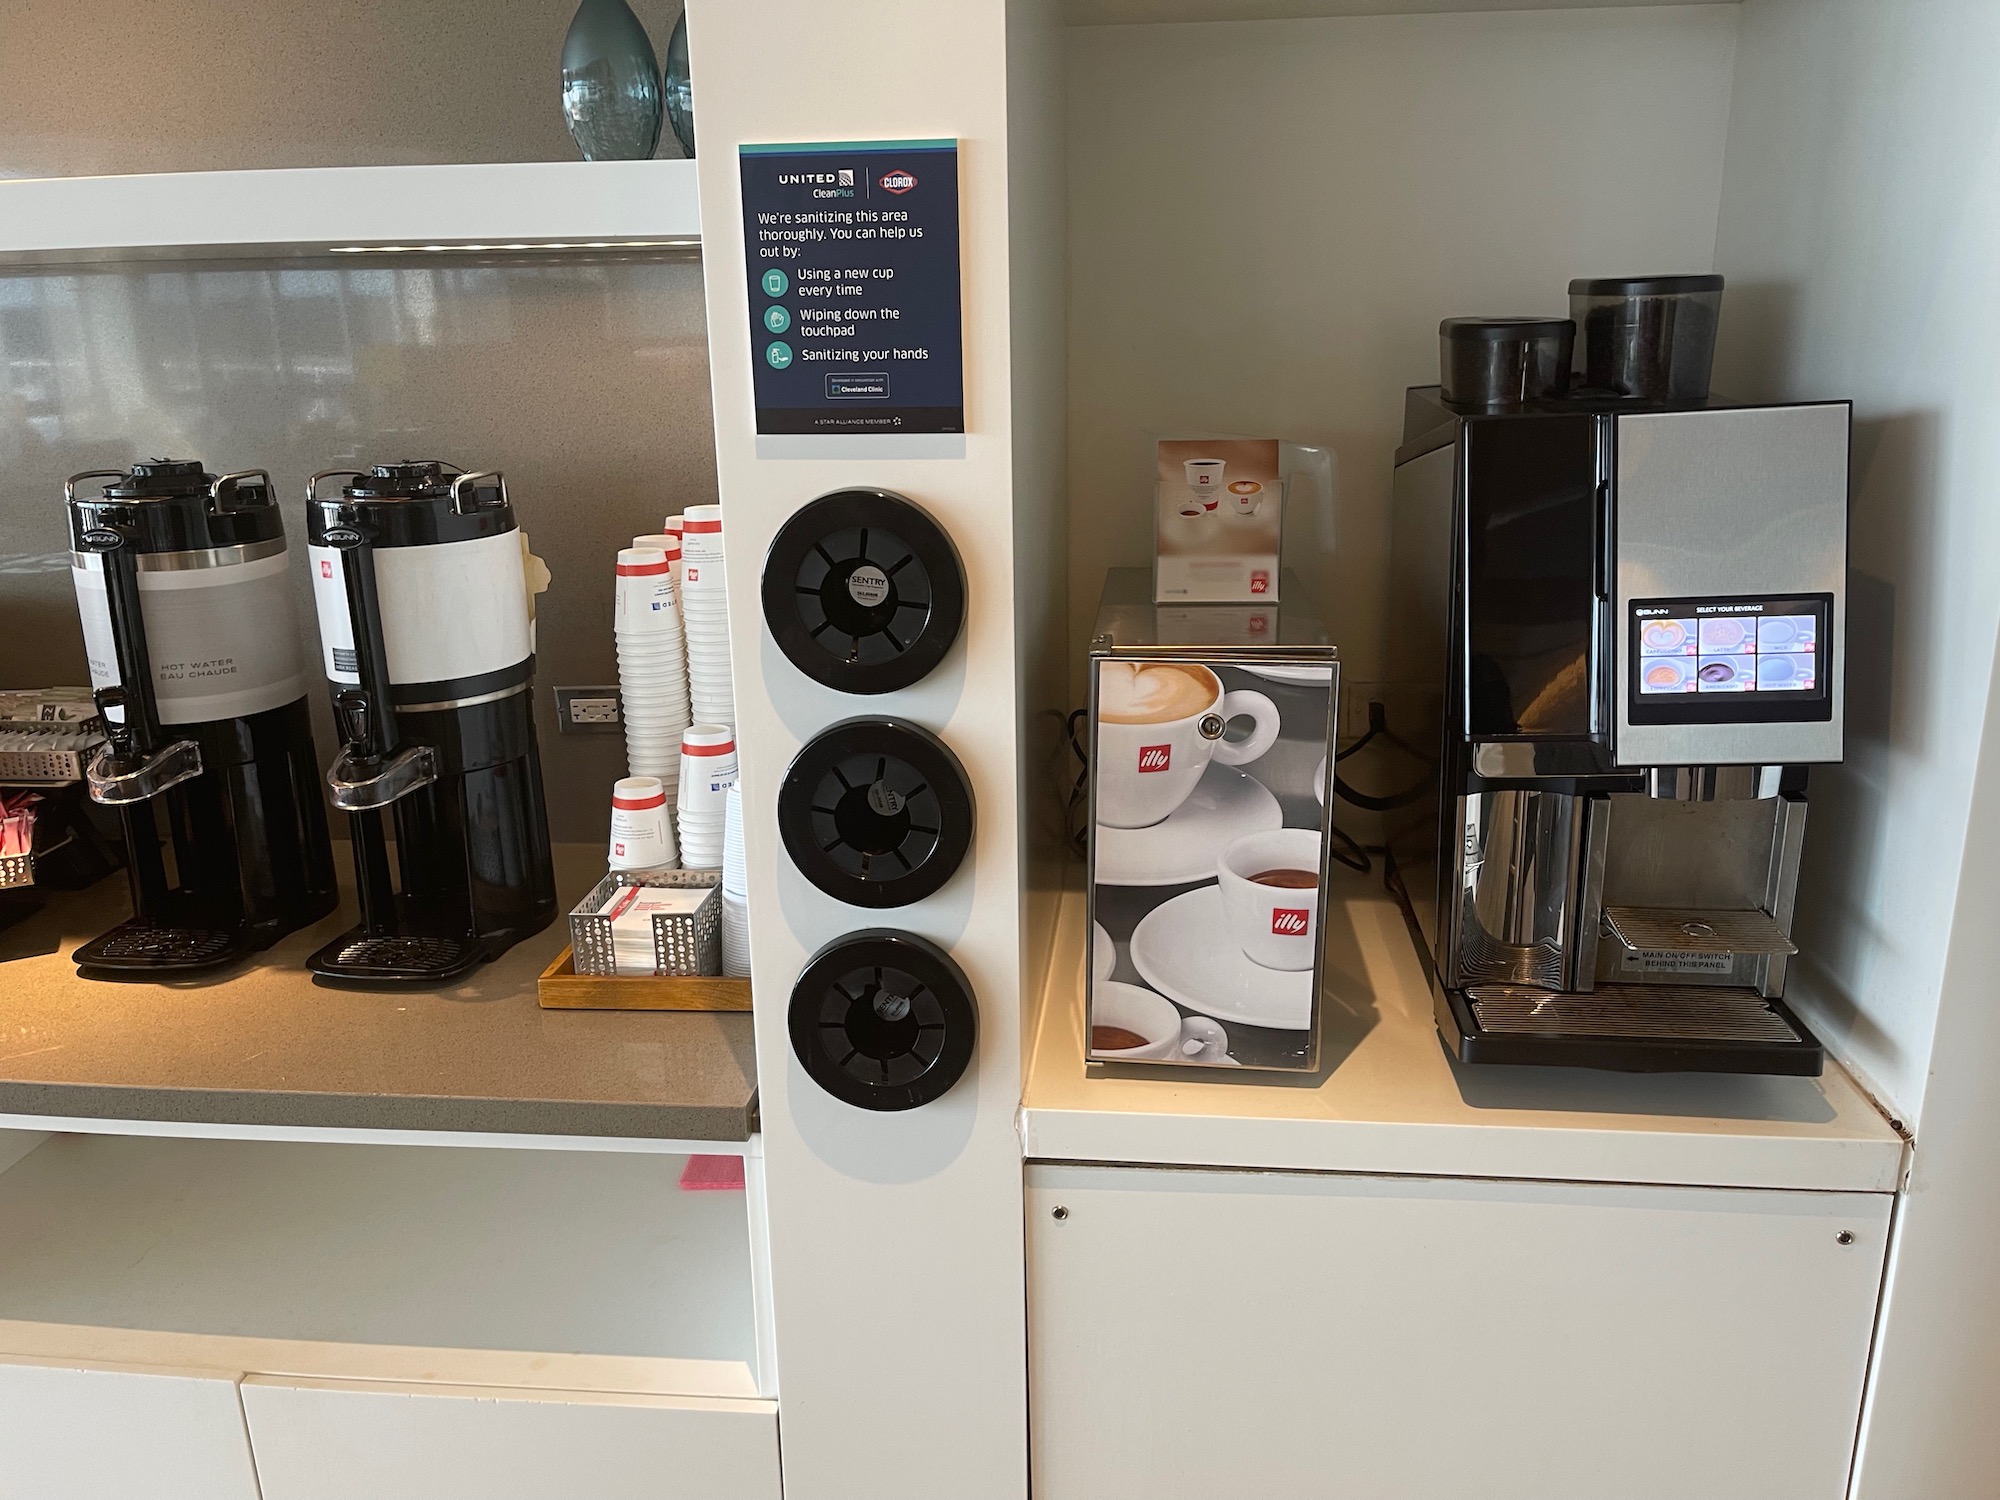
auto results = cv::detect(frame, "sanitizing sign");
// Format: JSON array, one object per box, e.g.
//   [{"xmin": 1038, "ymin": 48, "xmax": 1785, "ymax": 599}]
[{"xmin": 739, "ymin": 139, "xmax": 964, "ymax": 458}]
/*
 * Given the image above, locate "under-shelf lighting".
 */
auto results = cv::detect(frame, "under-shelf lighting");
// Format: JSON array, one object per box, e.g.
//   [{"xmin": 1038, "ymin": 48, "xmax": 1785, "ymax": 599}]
[{"xmin": 325, "ymin": 237, "xmax": 700, "ymax": 255}]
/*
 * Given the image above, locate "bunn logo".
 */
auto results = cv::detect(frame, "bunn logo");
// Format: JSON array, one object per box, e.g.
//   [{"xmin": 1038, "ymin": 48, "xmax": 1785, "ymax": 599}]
[
  {"xmin": 1272, "ymin": 908, "xmax": 1310, "ymax": 936},
  {"xmin": 1137, "ymin": 745, "xmax": 1171, "ymax": 773},
  {"xmin": 879, "ymin": 168, "xmax": 918, "ymax": 195}
]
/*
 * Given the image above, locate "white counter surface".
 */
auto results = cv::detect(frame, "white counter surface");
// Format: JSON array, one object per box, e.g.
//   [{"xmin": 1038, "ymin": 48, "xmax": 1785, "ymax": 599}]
[{"xmin": 1021, "ymin": 873, "xmax": 1906, "ymax": 1194}]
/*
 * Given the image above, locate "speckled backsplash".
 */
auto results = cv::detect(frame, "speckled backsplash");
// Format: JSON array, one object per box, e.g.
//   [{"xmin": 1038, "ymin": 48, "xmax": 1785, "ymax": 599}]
[{"xmin": 0, "ymin": 256, "xmax": 719, "ymax": 843}]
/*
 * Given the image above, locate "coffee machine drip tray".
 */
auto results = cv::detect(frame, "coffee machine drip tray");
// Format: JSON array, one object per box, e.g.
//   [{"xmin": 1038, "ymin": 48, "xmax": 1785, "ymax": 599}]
[
  {"xmin": 1443, "ymin": 983, "xmax": 1825, "ymax": 1075},
  {"xmin": 1600, "ymin": 907, "xmax": 1798, "ymax": 957}
]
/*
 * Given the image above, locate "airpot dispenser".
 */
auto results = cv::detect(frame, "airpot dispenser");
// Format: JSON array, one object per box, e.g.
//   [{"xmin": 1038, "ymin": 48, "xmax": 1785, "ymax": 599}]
[
  {"xmin": 305, "ymin": 461, "xmax": 556, "ymax": 984},
  {"xmin": 65, "ymin": 460, "xmax": 337, "ymax": 975}
]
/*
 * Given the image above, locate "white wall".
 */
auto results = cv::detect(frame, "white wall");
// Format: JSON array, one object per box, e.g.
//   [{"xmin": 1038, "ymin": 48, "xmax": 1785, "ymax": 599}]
[
  {"xmin": 1709, "ymin": 1, "xmax": 2000, "ymax": 1494},
  {"xmin": 685, "ymin": 3, "xmax": 1034, "ymax": 1496},
  {"xmin": 1065, "ymin": 4, "xmax": 1741, "ymax": 703}
]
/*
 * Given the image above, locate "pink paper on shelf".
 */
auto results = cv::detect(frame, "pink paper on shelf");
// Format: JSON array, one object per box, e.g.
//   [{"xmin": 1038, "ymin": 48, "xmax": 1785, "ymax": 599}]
[{"xmin": 678, "ymin": 1154, "xmax": 746, "ymax": 1191}]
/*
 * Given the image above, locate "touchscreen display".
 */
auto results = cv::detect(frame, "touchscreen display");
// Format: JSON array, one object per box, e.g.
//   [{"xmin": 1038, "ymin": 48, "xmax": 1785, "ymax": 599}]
[{"xmin": 1629, "ymin": 593, "xmax": 1833, "ymax": 725}]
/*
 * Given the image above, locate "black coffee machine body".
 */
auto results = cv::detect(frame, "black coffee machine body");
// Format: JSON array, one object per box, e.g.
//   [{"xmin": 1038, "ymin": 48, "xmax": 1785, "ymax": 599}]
[
  {"xmin": 305, "ymin": 462, "xmax": 556, "ymax": 984},
  {"xmin": 65, "ymin": 461, "xmax": 337, "ymax": 975}
]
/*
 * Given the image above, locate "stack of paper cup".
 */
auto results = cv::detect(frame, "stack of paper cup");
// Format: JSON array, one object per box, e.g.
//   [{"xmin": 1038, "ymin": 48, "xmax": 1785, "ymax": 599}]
[
  {"xmin": 608, "ymin": 776, "xmax": 677, "ymax": 871},
  {"xmin": 721, "ymin": 782, "xmax": 750, "ymax": 977},
  {"xmin": 662, "ymin": 514, "xmax": 686, "ymax": 588},
  {"xmin": 680, "ymin": 505, "xmax": 735, "ymax": 728},
  {"xmin": 632, "ymin": 532, "xmax": 688, "ymax": 702},
  {"xmin": 677, "ymin": 724, "xmax": 738, "ymax": 870},
  {"xmin": 615, "ymin": 547, "xmax": 691, "ymax": 811}
]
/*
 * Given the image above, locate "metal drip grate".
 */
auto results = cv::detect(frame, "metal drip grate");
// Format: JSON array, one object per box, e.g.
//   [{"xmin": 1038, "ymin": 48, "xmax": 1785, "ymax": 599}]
[
  {"xmin": 328, "ymin": 935, "xmax": 467, "ymax": 974},
  {"xmin": 1466, "ymin": 983, "xmax": 1802, "ymax": 1043},
  {"xmin": 1601, "ymin": 906, "xmax": 1797, "ymax": 956},
  {"xmin": 88, "ymin": 921, "xmax": 238, "ymax": 966}
]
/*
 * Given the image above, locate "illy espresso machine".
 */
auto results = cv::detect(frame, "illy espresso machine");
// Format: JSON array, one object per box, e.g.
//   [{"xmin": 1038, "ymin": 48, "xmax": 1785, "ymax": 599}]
[
  {"xmin": 305, "ymin": 462, "xmax": 556, "ymax": 984},
  {"xmin": 1388, "ymin": 281, "xmax": 1849, "ymax": 1073},
  {"xmin": 66, "ymin": 461, "xmax": 337, "ymax": 975}
]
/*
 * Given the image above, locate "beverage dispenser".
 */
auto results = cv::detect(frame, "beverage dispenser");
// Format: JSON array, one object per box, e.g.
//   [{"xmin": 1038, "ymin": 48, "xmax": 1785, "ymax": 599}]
[
  {"xmin": 304, "ymin": 461, "xmax": 556, "ymax": 984},
  {"xmin": 65, "ymin": 460, "xmax": 337, "ymax": 975}
]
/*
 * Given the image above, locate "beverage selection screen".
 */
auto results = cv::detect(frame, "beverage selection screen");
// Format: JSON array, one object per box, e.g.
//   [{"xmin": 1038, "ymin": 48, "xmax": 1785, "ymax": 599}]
[{"xmin": 1628, "ymin": 593, "xmax": 1834, "ymax": 724}]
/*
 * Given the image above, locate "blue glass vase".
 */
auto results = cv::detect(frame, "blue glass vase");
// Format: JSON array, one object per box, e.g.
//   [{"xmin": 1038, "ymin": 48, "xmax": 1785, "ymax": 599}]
[
  {"xmin": 663, "ymin": 12, "xmax": 695, "ymax": 158},
  {"xmin": 561, "ymin": 0, "xmax": 663, "ymax": 162}
]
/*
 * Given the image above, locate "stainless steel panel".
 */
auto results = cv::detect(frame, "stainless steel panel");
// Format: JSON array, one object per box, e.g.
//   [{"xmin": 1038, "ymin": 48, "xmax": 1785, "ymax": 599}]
[
  {"xmin": 1450, "ymin": 789, "xmax": 1580, "ymax": 991},
  {"xmin": 1613, "ymin": 404, "xmax": 1848, "ymax": 766},
  {"xmin": 1601, "ymin": 906, "xmax": 1797, "ymax": 956}
]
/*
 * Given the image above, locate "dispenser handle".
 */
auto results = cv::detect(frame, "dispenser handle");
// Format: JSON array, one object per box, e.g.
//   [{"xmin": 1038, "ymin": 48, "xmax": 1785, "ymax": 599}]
[
  {"xmin": 449, "ymin": 469, "xmax": 507, "ymax": 516},
  {"xmin": 64, "ymin": 469, "xmax": 127, "ymax": 506},
  {"xmin": 209, "ymin": 469, "xmax": 273, "ymax": 508},
  {"xmin": 305, "ymin": 469, "xmax": 367, "ymax": 505}
]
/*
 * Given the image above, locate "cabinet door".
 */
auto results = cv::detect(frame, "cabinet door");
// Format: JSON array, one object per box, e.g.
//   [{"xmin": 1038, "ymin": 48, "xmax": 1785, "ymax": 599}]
[
  {"xmin": 241, "ymin": 1376, "xmax": 782, "ymax": 1500},
  {"xmin": 0, "ymin": 1357, "xmax": 260, "ymax": 1500},
  {"xmin": 1027, "ymin": 1165, "xmax": 1890, "ymax": 1500}
]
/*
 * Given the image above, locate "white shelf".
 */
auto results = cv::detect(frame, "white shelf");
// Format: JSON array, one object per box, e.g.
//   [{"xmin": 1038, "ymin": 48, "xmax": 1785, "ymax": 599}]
[
  {"xmin": 0, "ymin": 1133, "xmax": 760, "ymax": 1400},
  {"xmin": 0, "ymin": 159, "xmax": 700, "ymax": 267},
  {"xmin": 1022, "ymin": 878, "xmax": 1907, "ymax": 1194}
]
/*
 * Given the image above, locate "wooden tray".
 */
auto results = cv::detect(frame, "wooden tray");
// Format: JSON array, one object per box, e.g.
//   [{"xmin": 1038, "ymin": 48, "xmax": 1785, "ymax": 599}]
[{"xmin": 537, "ymin": 946, "xmax": 752, "ymax": 1012}]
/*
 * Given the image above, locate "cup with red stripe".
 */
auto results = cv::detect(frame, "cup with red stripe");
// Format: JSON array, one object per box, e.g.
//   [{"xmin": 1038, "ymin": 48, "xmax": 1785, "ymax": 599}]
[
  {"xmin": 681, "ymin": 504, "xmax": 725, "ymax": 562},
  {"xmin": 607, "ymin": 776, "xmax": 677, "ymax": 871},
  {"xmin": 615, "ymin": 548, "xmax": 680, "ymax": 634},
  {"xmin": 676, "ymin": 725, "xmax": 739, "ymax": 814}
]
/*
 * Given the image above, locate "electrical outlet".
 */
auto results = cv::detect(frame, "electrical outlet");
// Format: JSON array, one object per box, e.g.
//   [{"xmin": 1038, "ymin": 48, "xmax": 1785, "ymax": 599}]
[{"xmin": 554, "ymin": 686, "xmax": 623, "ymax": 734}]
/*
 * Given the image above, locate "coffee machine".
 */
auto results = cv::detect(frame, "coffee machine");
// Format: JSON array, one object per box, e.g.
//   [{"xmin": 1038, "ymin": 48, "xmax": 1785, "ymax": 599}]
[
  {"xmin": 1387, "ymin": 307, "xmax": 1849, "ymax": 1074},
  {"xmin": 66, "ymin": 461, "xmax": 337, "ymax": 975},
  {"xmin": 304, "ymin": 462, "xmax": 556, "ymax": 984}
]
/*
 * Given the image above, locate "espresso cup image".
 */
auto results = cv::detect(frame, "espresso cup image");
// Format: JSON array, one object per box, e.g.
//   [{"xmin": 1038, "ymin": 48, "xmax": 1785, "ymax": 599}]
[
  {"xmin": 1228, "ymin": 480, "xmax": 1263, "ymax": 515},
  {"xmin": 1183, "ymin": 458, "xmax": 1226, "ymax": 495},
  {"xmin": 1095, "ymin": 662, "xmax": 1283, "ymax": 829},
  {"xmin": 1090, "ymin": 981, "xmax": 1184, "ymax": 1061},
  {"xmin": 1218, "ymin": 827, "xmax": 1324, "ymax": 972}
]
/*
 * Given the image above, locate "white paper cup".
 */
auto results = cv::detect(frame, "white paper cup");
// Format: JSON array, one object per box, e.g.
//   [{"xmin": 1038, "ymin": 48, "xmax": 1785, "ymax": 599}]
[
  {"xmin": 608, "ymin": 777, "xmax": 677, "ymax": 870},
  {"xmin": 1217, "ymin": 828, "xmax": 1324, "ymax": 971},
  {"xmin": 682, "ymin": 504, "xmax": 724, "ymax": 559},
  {"xmin": 615, "ymin": 550, "xmax": 680, "ymax": 633}
]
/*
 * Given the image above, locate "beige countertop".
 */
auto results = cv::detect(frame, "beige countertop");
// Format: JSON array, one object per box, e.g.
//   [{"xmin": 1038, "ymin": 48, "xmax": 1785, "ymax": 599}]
[
  {"xmin": 0, "ymin": 847, "xmax": 757, "ymax": 1142},
  {"xmin": 1024, "ymin": 870, "xmax": 1907, "ymax": 1194}
]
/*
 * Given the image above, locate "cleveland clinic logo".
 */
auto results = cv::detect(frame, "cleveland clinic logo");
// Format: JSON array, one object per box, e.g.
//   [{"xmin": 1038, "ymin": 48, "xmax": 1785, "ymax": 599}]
[{"xmin": 879, "ymin": 168, "xmax": 918, "ymax": 195}]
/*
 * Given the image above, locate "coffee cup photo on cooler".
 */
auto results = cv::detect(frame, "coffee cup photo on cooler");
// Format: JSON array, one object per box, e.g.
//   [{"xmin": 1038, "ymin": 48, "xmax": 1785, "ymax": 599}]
[
  {"xmin": 1094, "ymin": 661, "xmax": 1282, "ymax": 829},
  {"xmin": 1227, "ymin": 479, "xmax": 1263, "ymax": 515},
  {"xmin": 1176, "ymin": 458, "xmax": 1224, "ymax": 516},
  {"xmin": 1217, "ymin": 827, "xmax": 1323, "ymax": 971},
  {"xmin": 1089, "ymin": 981, "xmax": 1185, "ymax": 1061}
]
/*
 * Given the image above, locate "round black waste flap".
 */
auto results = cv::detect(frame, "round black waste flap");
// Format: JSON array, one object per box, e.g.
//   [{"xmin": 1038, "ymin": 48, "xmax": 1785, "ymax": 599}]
[
  {"xmin": 779, "ymin": 717, "xmax": 973, "ymax": 909},
  {"xmin": 788, "ymin": 930, "xmax": 977, "ymax": 1112},
  {"xmin": 761, "ymin": 488, "xmax": 965, "ymax": 694}
]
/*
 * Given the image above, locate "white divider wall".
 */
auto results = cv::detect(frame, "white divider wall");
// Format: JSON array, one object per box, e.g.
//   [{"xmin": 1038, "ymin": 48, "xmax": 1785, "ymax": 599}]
[{"xmin": 686, "ymin": 3, "xmax": 1054, "ymax": 1496}]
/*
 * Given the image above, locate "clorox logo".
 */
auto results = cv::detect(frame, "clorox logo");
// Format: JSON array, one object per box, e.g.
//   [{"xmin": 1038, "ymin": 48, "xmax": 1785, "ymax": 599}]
[
  {"xmin": 1272, "ymin": 908, "xmax": 1310, "ymax": 936},
  {"xmin": 879, "ymin": 169, "xmax": 918, "ymax": 195},
  {"xmin": 1137, "ymin": 745, "xmax": 1171, "ymax": 773}
]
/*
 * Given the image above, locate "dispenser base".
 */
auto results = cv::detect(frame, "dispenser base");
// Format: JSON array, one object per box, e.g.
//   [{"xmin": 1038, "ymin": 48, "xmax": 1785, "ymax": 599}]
[
  {"xmin": 307, "ymin": 902, "xmax": 553, "ymax": 988},
  {"xmin": 73, "ymin": 918, "xmax": 254, "ymax": 978}
]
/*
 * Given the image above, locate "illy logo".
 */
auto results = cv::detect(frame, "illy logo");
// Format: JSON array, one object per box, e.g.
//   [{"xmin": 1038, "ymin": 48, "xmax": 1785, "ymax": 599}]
[
  {"xmin": 613, "ymin": 841, "xmax": 626, "ymax": 857},
  {"xmin": 686, "ymin": 565, "xmax": 700, "ymax": 582},
  {"xmin": 879, "ymin": 168, "xmax": 918, "ymax": 194},
  {"xmin": 1250, "ymin": 570, "xmax": 1270, "ymax": 594},
  {"xmin": 319, "ymin": 559, "xmax": 333, "ymax": 579},
  {"xmin": 1271, "ymin": 908, "xmax": 1310, "ymax": 936},
  {"xmin": 1136, "ymin": 745, "xmax": 1171, "ymax": 773}
]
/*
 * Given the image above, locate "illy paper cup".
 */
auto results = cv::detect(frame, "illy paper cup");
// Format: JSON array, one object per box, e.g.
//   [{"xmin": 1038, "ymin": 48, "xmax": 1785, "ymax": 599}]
[{"xmin": 608, "ymin": 776, "xmax": 676, "ymax": 870}]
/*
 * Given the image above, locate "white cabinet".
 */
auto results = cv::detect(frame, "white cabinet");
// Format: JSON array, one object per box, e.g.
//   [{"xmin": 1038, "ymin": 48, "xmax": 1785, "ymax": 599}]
[
  {"xmin": 1027, "ymin": 1164, "xmax": 1891, "ymax": 1500},
  {"xmin": 0, "ymin": 1357, "xmax": 260, "ymax": 1500},
  {"xmin": 241, "ymin": 1377, "xmax": 781, "ymax": 1500}
]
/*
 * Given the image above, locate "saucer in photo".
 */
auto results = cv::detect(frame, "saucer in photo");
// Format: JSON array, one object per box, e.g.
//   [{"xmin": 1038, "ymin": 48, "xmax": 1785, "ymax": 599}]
[
  {"xmin": 1129, "ymin": 885, "xmax": 1313, "ymax": 1030},
  {"xmin": 1093, "ymin": 762, "xmax": 1281, "ymax": 887}
]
